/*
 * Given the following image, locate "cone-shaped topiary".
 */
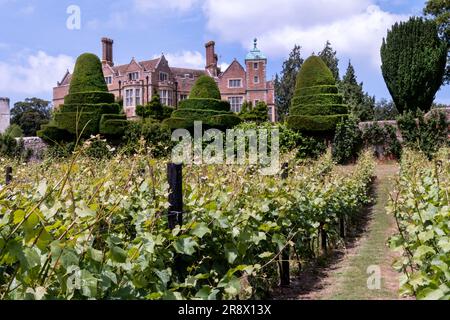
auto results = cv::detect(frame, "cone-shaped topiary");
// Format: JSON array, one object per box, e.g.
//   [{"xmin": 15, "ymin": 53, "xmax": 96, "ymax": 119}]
[
  {"xmin": 38, "ymin": 53, "xmax": 127, "ymax": 142},
  {"xmin": 164, "ymin": 75, "xmax": 241, "ymax": 130},
  {"xmin": 287, "ymin": 56, "xmax": 348, "ymax": 134}
]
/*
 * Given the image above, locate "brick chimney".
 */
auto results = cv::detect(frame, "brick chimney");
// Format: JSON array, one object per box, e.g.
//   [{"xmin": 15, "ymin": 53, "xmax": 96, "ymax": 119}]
[
  {"xmin": 102, "ymin": 37, "xmax": 114, "ymax": 66},
  {"xmin": 205, "ymin": 41, "xmax": 217, "ymax": 77}
]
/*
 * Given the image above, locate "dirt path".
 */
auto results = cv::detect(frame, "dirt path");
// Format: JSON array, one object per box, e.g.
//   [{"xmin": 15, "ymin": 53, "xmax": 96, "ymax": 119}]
[{"xmin": 272, "ymin": 164, "xmax": 407, "ymax": 300}]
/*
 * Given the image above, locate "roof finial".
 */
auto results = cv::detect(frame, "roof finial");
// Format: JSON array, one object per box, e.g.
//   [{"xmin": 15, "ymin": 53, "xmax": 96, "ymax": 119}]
[{"xmin": 254, "ymin": 38, "xmax": 257, "ymax": 50}]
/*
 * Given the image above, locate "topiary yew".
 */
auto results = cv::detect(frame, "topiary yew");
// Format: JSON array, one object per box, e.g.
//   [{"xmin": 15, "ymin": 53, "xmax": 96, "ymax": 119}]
[
  {"xmin": 164, "ymin": 75, "xmax": 241, "ymax": 130},
  {"xmin": 287, "ymin": 56, "xmax": 348, "ymax": 134},
  {"xmin": 38, "ymin": 53, "xmax": 127, "ymax": 142}
]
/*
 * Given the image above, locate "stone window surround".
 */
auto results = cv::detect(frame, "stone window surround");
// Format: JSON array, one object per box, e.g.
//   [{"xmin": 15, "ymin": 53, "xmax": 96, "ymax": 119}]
[
  {"xmin": 228, "ymin": 96, "xmax": 244, "ymax": 113},
  {"xmin": 128, "ymin": 72, "xmax": 139, "ymax": 81},
  {"xmin": 159, "ymin": 71, "xmax": 169, "ymax": 82},
  {"xmin": 228, "ymin": 78, "xmax": 243, "ymax": 88}
]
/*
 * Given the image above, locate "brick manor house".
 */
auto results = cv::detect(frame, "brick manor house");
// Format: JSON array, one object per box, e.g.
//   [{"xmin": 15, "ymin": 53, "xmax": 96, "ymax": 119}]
[{"xmin": 53, "ymin": 38, "xmax": 276, "ymax": 122}]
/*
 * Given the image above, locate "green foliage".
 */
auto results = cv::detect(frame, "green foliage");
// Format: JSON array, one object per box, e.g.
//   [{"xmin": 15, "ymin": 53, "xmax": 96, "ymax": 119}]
[
  {"xmin": 332, "ymin": 118, "xmax": 363, "ymax": 164},
  {"xmin": 122, "ymin": 118, "xmax": 173, "ymax": 157},
  {"xmin": 99, "ymin": 114, "xmax": 128, "ymax": 137},
  {"xmin": 44, "ymin": 142, "xmax": 75, "ymax": 159},
  {"xmin": 287, "ymin": 56, "xmax": 349, "ymax": 134},
  {"xmin": 274, "ymin": 45, "xmax": 304, "ymax": 120},
  {"xmin": 361, "ymin": 123, "xmax": 402, "ymax": 159},
  {"xmin": 189, "ymin": 75, "xmax": 221, "ymax": 100},
  {"xmin": 287, "ymin": 114, "xmax": 348, "ymax": 132},
  {"xmin": 339, "ymin": 62, "xmax": 375, "ymax": 121},
  {"xmin": 11, "ymin": 98, "xmax": 51, "ymax": 137},
  {"xmin": 0, "ymin": 150, "xmax": 375, "ymax": 300},
  {"xmin": 239, "ymin": 102, "xmax": 269, "ymax": 123},
  {"xmin": 388, "ymin": 149, "xmax": 450, "ymax": 300},
  {"xmin": 64, "ymin": 92, "xmax": 115, "ymax": 105},
  {"xmin": 178, "ymin": 99, "xmax": 231, "ymax": 112},
  {"xmin": 0, "ymin": 134, "xmax": 28, "ymax": 159},
  {"xmin": 424, "ymin": 0, "xmax": 450, "ymax": 84},
  {"xmin": 318, "ymin": 40, "xmax": 340, "ymax": 82},
  {"xmin": 136, "ymin": 94, "xmax": 172, "ymax": 121},
  {"xmin": 69, "ymin": 53, "xmax": 108, "ymax": 94},
  {"xmin": 4, "ymin": 124, "xmax": 24, "ymax": 138},
  {"xmin": 373, "ymin": 99, "xmax": 399, "ymax": 121},
  {"xmin": 397, "ymin": 110, "xmax": 449, "ymax": 159},
  {"xmin": 84, "ymin": 138, "xmax": 114, "ymax": 159},
  {"xmin": 381, "ymin": 17, "xmax": 447, "ymax": 113},
  {"xmin": 165, "ymin": 76, "xmax": 239, "ymax": 130},
  {"xmin": 39, "ymin": 53, "xmax": 123, "ymax": 142}
]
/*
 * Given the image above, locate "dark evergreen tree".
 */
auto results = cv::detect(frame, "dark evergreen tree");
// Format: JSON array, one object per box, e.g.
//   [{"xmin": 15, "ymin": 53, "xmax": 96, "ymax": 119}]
[
  {"xmin": 340, "ymin": 61, "xmax": 374, "ymax": 121},
  {"xmin": 318, "ymin": 40, "xmax": 340, "ymax": 82},
  {"xmin": 424, "ymin": 0, "xmax": 450, "ymax": 84},
  {"xmin": 275, "ymin": 45, "xmax": 304, "ymax": 121},
  {"xmin": 381, "ymin": 17, "xmax": 447, "ymax": 113},
  {"xmin": 11, "ymin": 98, "xmax": 51, "ymax": 136}
]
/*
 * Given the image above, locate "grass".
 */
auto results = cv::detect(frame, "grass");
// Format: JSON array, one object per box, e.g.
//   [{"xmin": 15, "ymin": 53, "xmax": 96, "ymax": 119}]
[{"xmin": 327, "ymin": 165, "xmax": 400, "ymax": 300}]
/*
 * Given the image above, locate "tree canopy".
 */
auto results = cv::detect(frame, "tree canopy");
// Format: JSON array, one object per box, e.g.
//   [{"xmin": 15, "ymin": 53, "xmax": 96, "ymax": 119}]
[{"xmin": 11, "ymin": 98, "xmax": 51, "ymax": 136}]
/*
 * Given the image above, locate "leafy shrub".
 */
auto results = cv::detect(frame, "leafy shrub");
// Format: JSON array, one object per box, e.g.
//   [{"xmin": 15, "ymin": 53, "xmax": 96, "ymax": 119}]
[
  {"xmin": 397, "ymin": 110, "xmax": 449, "ymax": 159},
  {"xmin": 84, "ymin": 138, "xmax": 114, "ymax": 159},
  {"xmin": 287, "ymin": 56, "xmax": 348, "ymax": 134},
  {"xmin": 332, "ymin": 118, "xmax": 363, "ymax": 164},
  {"xmin": 44, "ymin": 142, "xmax": 76, "ymax": 159},
  {"xmin": 123, "ymin": 118, "xmax": 173, "ymax": 157},
  {"xmin": 0, "ymin": 134, "xmax": 29, "ymax": 159},
  {"xmin": 179, "ymin": 99, "xmax": 231, "ymax": 112},
  {"xmin": 4, "ymin": 124, "xmax": 24, "ymax": 138},
  {"xmin": 136, "ymin": 94, "xmax": 174, "ymax": 121},
  {"xmin": 240, "ymin": 102, "xmax": 269, "ymax": 123},
  {"xmin": 361, "ymin": 123, "xmax": 402, "ymax": 159}
]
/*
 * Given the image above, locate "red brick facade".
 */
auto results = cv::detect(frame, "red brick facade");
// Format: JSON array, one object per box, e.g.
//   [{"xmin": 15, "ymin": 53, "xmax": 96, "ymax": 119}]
[{"xmin": 53, "ymin": 38, "xmax": 276, "ymax": 122}]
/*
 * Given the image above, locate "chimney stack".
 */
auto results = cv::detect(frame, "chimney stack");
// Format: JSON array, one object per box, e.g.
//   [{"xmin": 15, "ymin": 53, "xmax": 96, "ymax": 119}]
[
  {"xmin": 102, "ymin": 37, "xmax": 114, "ymax": 67},
  {"xmin": 205, "ymin": 41, "xmax": 217, "ymax": 77}
]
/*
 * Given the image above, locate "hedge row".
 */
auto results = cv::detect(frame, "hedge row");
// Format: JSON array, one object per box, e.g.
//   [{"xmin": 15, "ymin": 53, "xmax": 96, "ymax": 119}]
[
  {"xmin": 290, "ymin": 104, "xmax": 348, "ymax": 116},
  {"xmin": 54, "ymin": 112, "xmax": 98, "ymax": 136},
  {"xmin": 287, "ymin": 114, "xmax": 348, "ymax": 132},
  {"xmin": 59, "ymin": 103, "xmax": 120, "ymax": 114},
  {"xmin": 64, "ymin": 91, "xmax": 115, "ymax": 105},
  {"xmin": 291, "ymin": 93, "xmax": 344, "ymax": 106},
  {"xmin": 294, "ymin": 85, "xmax": 339, "ymax": 97},
  {"xmin": 179, "ymin": 98, "xmax": 231, "ymax": 112}
]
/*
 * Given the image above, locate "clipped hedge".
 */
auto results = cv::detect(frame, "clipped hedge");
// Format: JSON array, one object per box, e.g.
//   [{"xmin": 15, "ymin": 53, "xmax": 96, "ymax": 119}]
[
  {"xmin": 99, "ymin": 114, "xmax": 128, "ymax": 136},
  {"xmin": 287, "ymin": 56, "xmax": 349, "ymax": 133},
  {"xmin": 64, "ymin": 91, "xmax": 115, "ymax": 105},
  {"xmin": 292, "ymin": 94, "xmax": 343, "ymax": 106},
  {"xmin": 189, "ymin": 75, "xmax": 221, "ymax": 100},
  {"xmin": 38, "ymin": 124, "xmax": 74, "ymax": 142},
  {"xmin": 69, "ymin": 53, "xmax": 109, "ymax": 94},
  {"xmin": 208, "ymin": 114, "xmax": 242, "ymax": 128},
  {"xmin": 287, "ymin": 114, "xmax": 348, "ymax": 132},
  {"xmin": 163, "ymin": 117, "xmax": 196, "ymax": 130},
  {"xmin": 171, "ymin": 108, "xmax": 225, "ymax": 120},
  {"xmin": 59, "ymin": 103, "xmax": 120, "ymax": 114},
  {"xmin": 179, "ymin": 98, "xmax": 231, "ymax": 112},
  {"xmin": 290, "ymin": 104, "xmax": 348, "ymax": 116},
  {"xmin": 295, "ymin": 85, "xmax": 339, "ymax": 96},
  {"xmin": 54, "ymin": 112, "xmax": 98, "ymax": 136}
]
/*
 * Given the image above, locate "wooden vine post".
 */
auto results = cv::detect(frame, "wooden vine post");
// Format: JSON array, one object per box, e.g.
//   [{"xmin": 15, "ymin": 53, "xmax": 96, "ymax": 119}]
[
  {"xmin": 280, "ymin": 162, "xmax": 290, "ymax": 287},
  {"xmin": 167, "ymin": 163, "xmax": 183, "ymax": 230},
  {"xmin": 5, "ymin": 166, "xmax": 12, "ymax": 185}
]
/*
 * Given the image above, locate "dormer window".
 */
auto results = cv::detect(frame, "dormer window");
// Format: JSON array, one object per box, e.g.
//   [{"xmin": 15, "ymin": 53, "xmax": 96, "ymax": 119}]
[
  {"xmin": 159, "ymin": 72, "xmax": 168, "ymax": 82},
  {"xmin": 129, "ymin": 72, "xmax": 139, "ymax": 81},
  {"xmin": 105, "ymin": 76, "xmax": 112, "ymax": 85}
]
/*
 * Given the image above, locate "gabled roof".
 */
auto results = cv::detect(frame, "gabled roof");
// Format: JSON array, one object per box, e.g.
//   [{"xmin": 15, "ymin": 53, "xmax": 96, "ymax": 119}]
[
  {"xmin": 219, "ymin": 59, "xmax": 245, "ymax": 78},
  {"xmin": 171, "ymin": 67, "xmax": 205, "ymax": 77},
  {"xmin": 58, "ymin": 70, "xmax": 72, "ymax": 86}
]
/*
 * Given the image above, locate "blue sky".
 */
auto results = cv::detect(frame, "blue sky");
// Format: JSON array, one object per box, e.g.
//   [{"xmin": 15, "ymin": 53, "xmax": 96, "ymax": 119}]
[{"xmin": 0, "ymin": 0, "xmax": 448, "ymax": 107}]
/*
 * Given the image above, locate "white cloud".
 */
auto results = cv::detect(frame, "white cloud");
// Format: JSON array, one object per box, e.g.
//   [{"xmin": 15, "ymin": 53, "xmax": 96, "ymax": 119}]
[
  {"xmin": 134, "ymin": 0, "xmax": 200, "ymax": 12},
  {"xmin": 154, "ymin": 50, "xmax": 205, "ymax": 69},
  {"xmin": 0, "ymin": 51, "xmax": 74, "ymax": 95},
  {"xmin": 203, "ymin": 0, "xmax": 409, "ymax": 67}
]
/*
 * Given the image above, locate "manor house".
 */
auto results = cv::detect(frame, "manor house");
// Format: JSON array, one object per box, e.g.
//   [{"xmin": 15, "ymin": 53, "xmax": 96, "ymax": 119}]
[{"xmin": 53, "ymin": 38, "xmax": 276, "ymax": 122}]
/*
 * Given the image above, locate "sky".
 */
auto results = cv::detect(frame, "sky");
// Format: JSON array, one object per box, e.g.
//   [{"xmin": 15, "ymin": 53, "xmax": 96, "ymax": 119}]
[{"xmin": 0, "ymin": 0, "xmax": 448, "ymax": 107}]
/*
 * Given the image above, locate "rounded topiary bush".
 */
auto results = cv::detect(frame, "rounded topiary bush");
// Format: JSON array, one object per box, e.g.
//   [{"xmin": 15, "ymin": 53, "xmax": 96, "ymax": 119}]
[
  {"xmin": 189, "ymin": 75, "xmax": 221, "ymax": 100},
  {"xmin": 287, "ymin": 56, "xmax": 348, "ymax": 134},
  {"xmin": 164, "ymin": 75, "xmax": 241, "ymax": 130},
  {"xmin": 38, "ymin": 53, "xmax": 128, "ymax": 142}
]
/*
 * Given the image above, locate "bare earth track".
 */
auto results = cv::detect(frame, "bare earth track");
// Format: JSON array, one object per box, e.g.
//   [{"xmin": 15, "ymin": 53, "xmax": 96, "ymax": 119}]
[{"xmin": 271, "ymin": 164, "xmax": 412, "ymax": 300}]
